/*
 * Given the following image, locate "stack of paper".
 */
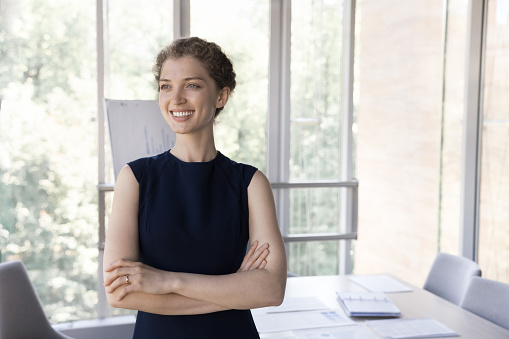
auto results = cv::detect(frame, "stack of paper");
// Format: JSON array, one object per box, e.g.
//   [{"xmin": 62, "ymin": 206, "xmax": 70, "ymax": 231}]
[
  {"xmin": 254, "ymin": 309, "xmax": 354, "ymax": 333},
  {"xmin": 260, "ymin": 296, "xmax": 330, "ymax": 314},
  {"xmin": 336, "ymin": 292, "xmax": 401, "ymax": 317},
  {"xmin": 260, "ymin": 325, "xmax": 384, "ymax": 339},
  {"xmin": 253, "ymin": 297, "xmax": 354, "ymax": 333},
  {"xmin": 367, "ymin": 318, "xmax": 458, "ymax": 338}
]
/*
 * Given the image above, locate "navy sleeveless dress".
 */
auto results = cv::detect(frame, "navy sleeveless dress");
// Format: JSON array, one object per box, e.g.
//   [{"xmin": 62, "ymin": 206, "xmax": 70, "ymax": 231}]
[{"xmin": 128, "ymin": 150, "xmax": 260, "ymax": 338}]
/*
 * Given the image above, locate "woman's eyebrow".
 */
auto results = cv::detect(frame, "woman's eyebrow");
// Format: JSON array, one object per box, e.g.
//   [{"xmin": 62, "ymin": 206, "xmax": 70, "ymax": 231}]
[
  {"xmin": 184, "ymin": 76, "xmax": 206, "ymax": 82},
  {"xmin": 159, "ymin": 76, "xmax": 206, "ymax": 83}
]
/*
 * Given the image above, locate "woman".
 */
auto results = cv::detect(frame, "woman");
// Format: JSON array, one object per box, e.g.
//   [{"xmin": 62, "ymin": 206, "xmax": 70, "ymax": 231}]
[{"xmin": 103, "ymin": 37, "xmax": 287, "ymax": 338}]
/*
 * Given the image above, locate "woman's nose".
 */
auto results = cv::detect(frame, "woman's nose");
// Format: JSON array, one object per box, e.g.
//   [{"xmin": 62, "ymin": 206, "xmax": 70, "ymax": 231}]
[{"xmin": 170, "ymin": 88, "xmax": 186, "ymax": 105}]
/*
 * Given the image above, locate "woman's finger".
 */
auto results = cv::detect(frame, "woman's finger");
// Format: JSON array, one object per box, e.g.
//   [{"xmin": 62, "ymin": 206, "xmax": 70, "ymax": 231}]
[
  {"xmin": 239, "ymin": 243, "xmax": 269, "ymax": 272},
  {"xmin": 246, "ymin": 243, "xmax": 269, "ymax": 270},
  {"xmin": 105, "ymin": 258, "xmax": 138, "ymax": 272},
  {"xmin": 104, "ymin": 265, "xmax": 138, "ymax": 286},
  {"xmin": 106, "ymin": 273, "xmax": 131, "ymax": 294},
  {"xmin": 238, "ymin": 241, "xmax": 258, "ymax": 271},
  {"xmin": 238, "ymin": 241, "xmax": 258, "ymax": 272},
  {"xmin": 248, "ymin": 248, "xmax": 269, "ymax": 271},
  {"xmin": 116, "ymin": 280, "xmax": 135, "ymax": 301},
  {"xmin": 104, "ymin": 260, "xmax": 145, "ymax": 286}
]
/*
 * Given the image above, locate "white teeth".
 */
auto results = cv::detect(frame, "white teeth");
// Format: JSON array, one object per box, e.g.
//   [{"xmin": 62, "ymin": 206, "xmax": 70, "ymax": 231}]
[{"xmin": 172, "ymin": 111, "xmax": 193, "ymax": 117}]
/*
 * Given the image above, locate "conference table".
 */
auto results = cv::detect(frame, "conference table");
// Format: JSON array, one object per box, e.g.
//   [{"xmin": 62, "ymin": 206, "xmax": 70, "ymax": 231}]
[{"xmin": 259, "ymin": 274, "xmax": 509, "ymax": 338}]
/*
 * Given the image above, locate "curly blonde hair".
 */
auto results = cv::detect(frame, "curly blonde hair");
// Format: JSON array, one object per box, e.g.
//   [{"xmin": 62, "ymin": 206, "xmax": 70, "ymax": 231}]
[{"xmin": 153, "ymin": 37, "xmax": 236, "ymax": 117}]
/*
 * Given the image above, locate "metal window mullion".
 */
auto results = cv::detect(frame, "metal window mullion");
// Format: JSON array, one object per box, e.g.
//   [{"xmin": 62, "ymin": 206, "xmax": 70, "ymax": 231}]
[
  {"xmin": 271, "ymin": 180, "xmax": 358, "ymax": 189},
  {"xmin": 285, "ymin": 232, "xmax": 357, "ymax": 242},
  {"xmin": 173, "ymin": 0, "xmax": 190, "ymax": 39},
  {"xmin": 339, "ymin": 0, "xmax": 356, "ymax": 274},
  {"xmin": 268, "ymin": 0, "xmax": 291, "ymax": 241},
  {"xmin": 460, "ymin": 0, "xmax": 486, "ymax": 262},
  {"xmin": 272, "ymin": 182, "xmax": 359, "ymax": 242},
  {"xmin": 96, "ymin": 0, "xmax": 107, "ymax": 319}
]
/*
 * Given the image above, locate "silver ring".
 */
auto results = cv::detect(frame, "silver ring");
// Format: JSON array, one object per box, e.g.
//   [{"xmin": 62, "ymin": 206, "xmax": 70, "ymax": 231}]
[{"xmin": 125, "ymin": 275, "xmax": 129, "ymax": 284}]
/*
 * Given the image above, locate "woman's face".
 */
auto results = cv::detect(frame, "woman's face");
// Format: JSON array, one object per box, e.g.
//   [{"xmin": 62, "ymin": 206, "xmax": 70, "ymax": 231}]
[{"xmin": 158, "ymin": 56, "xmax": 228, "ymax": 136}]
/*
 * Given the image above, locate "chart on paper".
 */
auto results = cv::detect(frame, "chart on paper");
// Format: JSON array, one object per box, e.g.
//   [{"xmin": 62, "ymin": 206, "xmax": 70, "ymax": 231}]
[
  {"xmin": 105, "ymin": 99, "xmax": 176, "ymax": 180},
  {"xmin": 144, "ymin": 125, "xmax": 174, "ymax": 155}
]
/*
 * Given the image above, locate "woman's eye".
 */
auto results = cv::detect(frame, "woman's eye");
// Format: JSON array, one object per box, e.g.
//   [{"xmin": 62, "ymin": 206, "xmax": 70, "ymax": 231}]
[
  {"xmin": 160, "ymin": 84, "xmax": 169, "ymax": 90},
  {"xmin": 187, "ymin": 84, "xmax": 199, "ymax": 89}
]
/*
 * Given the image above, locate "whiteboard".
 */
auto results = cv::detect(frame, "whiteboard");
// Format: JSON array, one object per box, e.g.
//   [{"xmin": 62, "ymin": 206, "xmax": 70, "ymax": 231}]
[{"xmin": 105, "ymin": 99, "xmax": 176, "ymax": 180}]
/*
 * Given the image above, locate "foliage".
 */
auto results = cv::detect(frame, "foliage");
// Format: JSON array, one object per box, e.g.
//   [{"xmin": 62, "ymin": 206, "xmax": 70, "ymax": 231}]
[
  {"xmin": 287, "ymin": 0, "xmax": 345, "ymax": 275},
  {"xmin": 0, "ymin": 0, "xmax": 98, "ymax": 323},
  {"xmin": 190, "ymin": 0, "xmax": 269, "ymax": 171}
]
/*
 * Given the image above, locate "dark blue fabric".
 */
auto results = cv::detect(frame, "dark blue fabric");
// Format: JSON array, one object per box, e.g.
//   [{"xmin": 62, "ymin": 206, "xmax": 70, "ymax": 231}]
[{"xmin": 128, "ymin": 151, "xmax": 259, "ymax": 339}]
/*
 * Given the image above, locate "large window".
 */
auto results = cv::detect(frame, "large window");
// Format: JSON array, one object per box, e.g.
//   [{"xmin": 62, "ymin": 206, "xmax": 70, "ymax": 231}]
[
  {"xmin": 286, "ymin": 0, "xmax": 347, "ymax": 275},
  {"xmin": 478, "ymin": 0, "xmax": 509, "ymax": 284},
  {"xmin": 437, "ymin": 0, "xmax": 468, "ymax": 255},
  {"xmin": 353, "ymin": 0, "xmax": 465, "ymax": 285},
  {"xmin": 353, "ymin": 0, "xmax": 509, "ymax": 288},
  {"xmin": 190, "ymin": 0, "xmax": 269, "ymax": 171},
  {"xmin": 100, "ymin": 0, "xmax": 174, "ymax": 318},
  {"xmin": 0, "ymin": 0, "xmax": 98, "ymax": 323},
  {"xmin": 189, "ymin": 0, "xmax": 357, "ymax": 276},
  {"xmin": 107, "ymin": 0, "xmax": 173, "ymax": 102}
]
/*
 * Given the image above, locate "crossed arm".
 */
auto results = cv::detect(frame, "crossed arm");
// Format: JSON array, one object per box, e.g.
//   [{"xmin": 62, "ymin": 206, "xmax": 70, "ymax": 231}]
[{"xmin": 103, "ymin": 165, "xmax": 287, "ymax": 315}]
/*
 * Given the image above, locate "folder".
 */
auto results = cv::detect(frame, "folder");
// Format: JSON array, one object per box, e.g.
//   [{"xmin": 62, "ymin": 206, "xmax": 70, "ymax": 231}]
[{"xmin": 336, "ymin": 291, "xmax": 401, "ymax": 317}]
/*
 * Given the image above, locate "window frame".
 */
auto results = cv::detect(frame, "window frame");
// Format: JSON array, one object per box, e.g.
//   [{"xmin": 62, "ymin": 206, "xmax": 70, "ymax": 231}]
[
  {"xmin": 267, "ymin": 0, "xmax": 358, "ymax": 274},
  {"xmin": 460, "ymin": 0, "xmax": 486, "ymax": 261}
]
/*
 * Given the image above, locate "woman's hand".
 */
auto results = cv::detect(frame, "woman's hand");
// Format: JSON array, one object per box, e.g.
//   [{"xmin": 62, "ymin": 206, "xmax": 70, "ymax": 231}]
[
  {"xmin": 237, "ymin": 241, "xmax": 269, "ymax": 272},
  {"xmin": 104, "ymin": 259, "xmax": 174, "ymax": 301},
  {"xmin": 104, "ymin": 241, "xmax": 269, "ymax": 302}
]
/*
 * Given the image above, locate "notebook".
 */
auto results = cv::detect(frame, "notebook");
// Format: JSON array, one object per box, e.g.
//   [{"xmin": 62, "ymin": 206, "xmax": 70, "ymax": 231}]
[{"xmin": 336, "ymin": 291, "xmax": 401, "ymax": 317}]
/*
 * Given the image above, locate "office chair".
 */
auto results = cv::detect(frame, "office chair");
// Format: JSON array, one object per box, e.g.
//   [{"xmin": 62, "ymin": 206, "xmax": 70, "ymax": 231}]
[
  {"xmin": 460, "ymin": 276, "xmax": 509, "ymax": 331},
  {"xmin": 423, "ymin": 252, "xmax": 481, "ymax": 305},
  {"xmin": 0, "ymin": 260, "xmax": 74, "ymax": 339}
]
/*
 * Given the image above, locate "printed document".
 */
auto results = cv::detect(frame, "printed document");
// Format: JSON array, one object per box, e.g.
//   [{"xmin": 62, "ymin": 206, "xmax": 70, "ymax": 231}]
[
  {"xmin": 253, "ymin": 309, "xmax": 354, "ymax": 333},
  {"xmin": 264, "ymin": 297, "xmax": 330, "ymax": 313},
  {"xmin": 292, "ymin": 325, "xmax": 382, "ymax": 339},
  {"xmin": 349, "ymin": 275, "xmax": 413, "ymax": 293},
  {"xmin": 367, "ymin": 318, "xmax": 458, "ymax": 338}
]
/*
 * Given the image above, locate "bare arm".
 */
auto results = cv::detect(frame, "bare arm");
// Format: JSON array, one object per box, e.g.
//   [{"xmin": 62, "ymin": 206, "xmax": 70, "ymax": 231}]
[
  {"xmin": 105, "ymin": 170, "xmax": 287, "ymax": 310},
  {"xmin": 103, "ymin": 165, "xmax": 241, "ymax": 314}
]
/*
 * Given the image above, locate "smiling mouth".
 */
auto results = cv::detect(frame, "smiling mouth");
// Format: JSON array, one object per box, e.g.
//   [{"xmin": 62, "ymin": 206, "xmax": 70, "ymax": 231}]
[{"xmin": 172, "ymin": 110, "xmax": 194, "ymax": 117}]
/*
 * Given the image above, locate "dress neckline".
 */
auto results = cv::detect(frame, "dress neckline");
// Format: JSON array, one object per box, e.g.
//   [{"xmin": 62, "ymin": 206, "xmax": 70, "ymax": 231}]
[{"xmin": 166, "ymin": 150, "xmax": 222, "ymax": 165}]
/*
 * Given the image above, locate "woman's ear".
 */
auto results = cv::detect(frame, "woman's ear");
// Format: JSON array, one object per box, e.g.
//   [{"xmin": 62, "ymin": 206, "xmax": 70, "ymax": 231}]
[{"xmin": 216, "ymin": 87, "xmax": 231, "ymax": 108}]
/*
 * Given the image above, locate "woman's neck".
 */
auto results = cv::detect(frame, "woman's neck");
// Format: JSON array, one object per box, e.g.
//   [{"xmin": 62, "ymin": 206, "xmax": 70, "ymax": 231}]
[{"xmin": 170, "ymin": 135, "xmax": 217, "ymax": 163}]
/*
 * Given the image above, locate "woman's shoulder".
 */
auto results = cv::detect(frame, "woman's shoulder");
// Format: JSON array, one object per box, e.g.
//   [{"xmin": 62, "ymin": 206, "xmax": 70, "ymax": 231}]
[
  {"xmin": 127, "ymin": 151, "xmax": 170, "ymax": 183},
  {"xmin": 217, "ymin": 152, "xmax": 258, "ymax": 186}
]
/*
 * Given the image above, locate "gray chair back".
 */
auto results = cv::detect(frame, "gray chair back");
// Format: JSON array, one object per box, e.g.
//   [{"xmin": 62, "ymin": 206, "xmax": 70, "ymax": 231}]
[
  {"xmin": 423, "ymin": 252, "xmax": 481, "ymax": 305},
  {"xmin": 460, "ymin": 276, "xmax": 509, "ymax": 331},
  {"xmin": 0, "ymin": 260, "xmax": 74, "ymax": 339}
]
